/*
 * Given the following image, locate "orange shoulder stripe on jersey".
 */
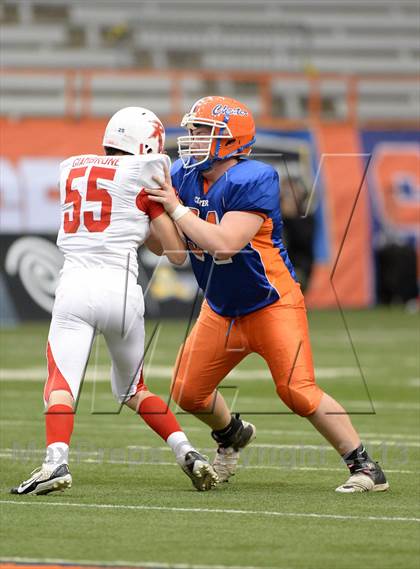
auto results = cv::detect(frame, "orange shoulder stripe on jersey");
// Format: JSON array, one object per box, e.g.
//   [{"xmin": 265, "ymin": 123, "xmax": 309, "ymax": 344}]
[
  {"xmin": 250, "ymin": 217, "xmax": 296, "ymax": 298},
  {"xmin": 247, "ymin": 210, "xmax": 268, "ymax": 220}
]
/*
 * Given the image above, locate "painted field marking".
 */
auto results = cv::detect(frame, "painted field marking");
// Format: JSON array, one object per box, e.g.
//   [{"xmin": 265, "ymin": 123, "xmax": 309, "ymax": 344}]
[
  {"xmin": 1, "ymin": 419, "xmax": 418, "ymax": 443},
  {"xmin": 0, "ymin": 451, "xmax": 415, "ymax": 475},
  {"xmin": 0, "ymin": 558, "xmax": 276, "ymax": 569},
  {"xmin": 0, "ymin": 450, "xmax": 416, "ymax": 475},
  {"xmin": 1, "ymin": 500, "xmax": 419, "ymax": 523},
  {"xmin": 0, "ymin": 366, "xmax": 360, "ymax": 381}
]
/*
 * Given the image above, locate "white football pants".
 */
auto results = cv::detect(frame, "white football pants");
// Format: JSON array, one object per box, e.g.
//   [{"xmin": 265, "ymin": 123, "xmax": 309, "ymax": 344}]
[{"xmin": 45, "ymin": 267, "xmax": 145, "ymax": 404}]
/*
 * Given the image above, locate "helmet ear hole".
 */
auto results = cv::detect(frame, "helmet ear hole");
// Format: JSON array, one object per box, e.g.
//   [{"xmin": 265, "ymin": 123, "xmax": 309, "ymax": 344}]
[{"xmin": 104, "ymin": 146, "xmax": 133, "ymax": 156}]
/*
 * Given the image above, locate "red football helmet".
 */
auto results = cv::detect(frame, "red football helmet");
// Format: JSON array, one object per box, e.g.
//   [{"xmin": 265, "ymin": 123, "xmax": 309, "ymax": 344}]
[{"xmin": 178, "ymin": 96, "xmax": 256, "ymax": 170}]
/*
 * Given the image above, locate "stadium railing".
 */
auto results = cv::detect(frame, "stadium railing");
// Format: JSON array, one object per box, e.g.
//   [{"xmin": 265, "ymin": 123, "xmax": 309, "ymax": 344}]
[{"xmin": 0, "ymin": 69, "xmax": 418, "ymax": 127}]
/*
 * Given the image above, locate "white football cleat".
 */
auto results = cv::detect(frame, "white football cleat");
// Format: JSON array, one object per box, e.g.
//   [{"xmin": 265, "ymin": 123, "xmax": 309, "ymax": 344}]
[
  {"xmin": 11, "ymin": 463, "xmax": 72, "ymax": 495},
  {"xmin": 212, "ymin": 420, "xmax": 256, "ymax": 483},
  {"xmin": 335, "ymin": 462, "xmax": 389, "ymax": 493}
]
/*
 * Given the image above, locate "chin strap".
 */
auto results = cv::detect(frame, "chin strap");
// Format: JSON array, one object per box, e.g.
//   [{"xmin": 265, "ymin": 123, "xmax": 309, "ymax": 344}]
[
  {"xmin": 223, "ymin": 136, "xmax": 256, "ymax": 160},
  {"xmin": 194, "ymin": 157, "xmax": 217, "ymax": 172}
]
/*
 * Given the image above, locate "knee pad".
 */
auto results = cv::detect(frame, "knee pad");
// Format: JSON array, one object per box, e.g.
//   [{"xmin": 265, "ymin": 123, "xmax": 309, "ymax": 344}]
[{"xmin": 276, "ymin": 382, "xmax": 323, "ymax": 417}]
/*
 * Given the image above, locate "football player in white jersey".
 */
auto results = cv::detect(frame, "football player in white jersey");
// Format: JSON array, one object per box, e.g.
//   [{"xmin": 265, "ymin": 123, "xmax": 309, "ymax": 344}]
[{"xmin": 11, "ymin": 107, "xmax": 218, "ymax": 495}]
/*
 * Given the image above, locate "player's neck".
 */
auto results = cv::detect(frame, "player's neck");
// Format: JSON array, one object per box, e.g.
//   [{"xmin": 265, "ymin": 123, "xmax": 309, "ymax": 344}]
[{"xmin": 201, "ymin": 158, "xmax": 239, "ymax": 188}]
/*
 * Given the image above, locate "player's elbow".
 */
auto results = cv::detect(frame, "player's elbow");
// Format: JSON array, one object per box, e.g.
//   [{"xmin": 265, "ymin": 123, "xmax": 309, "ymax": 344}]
[
  {"xmin": 166, "ymin": 251, "xmax": 187, "ymax": 265},
  {"xmin": 212, "ymin": 250, "xmax": 237, "ymax": 261}
]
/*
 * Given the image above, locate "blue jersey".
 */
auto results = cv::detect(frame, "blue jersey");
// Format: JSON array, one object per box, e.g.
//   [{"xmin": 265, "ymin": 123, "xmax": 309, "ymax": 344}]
[{"xmin": 171, "ymin": 158, "xmax": 297, "ymax": 317}]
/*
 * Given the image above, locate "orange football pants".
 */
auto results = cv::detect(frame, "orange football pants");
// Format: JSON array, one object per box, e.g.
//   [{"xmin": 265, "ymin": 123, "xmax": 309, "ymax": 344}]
[{"xmin": 171, "ymin": 284, "xmax": 324, "ymax": 417}]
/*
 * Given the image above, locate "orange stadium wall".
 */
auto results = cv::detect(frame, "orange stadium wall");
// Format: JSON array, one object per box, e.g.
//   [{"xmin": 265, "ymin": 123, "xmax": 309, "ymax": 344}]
[
  {"xmin": 1, "ymin": 118, "xmax": 419, "ymax": 312},
  {"xmin": 305, "ymin": 124, "xmax": 373, "ymax": 308}
]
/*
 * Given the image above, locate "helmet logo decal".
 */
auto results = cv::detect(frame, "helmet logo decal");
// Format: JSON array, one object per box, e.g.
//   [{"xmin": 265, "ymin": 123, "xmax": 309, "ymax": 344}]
[
  {"xmin": 211, "ymin": 104, "xmax": 248, "ymax": 117},
  {"xmin": 150, "ymin": 120, "xmax": 165, "ymax": 153}
]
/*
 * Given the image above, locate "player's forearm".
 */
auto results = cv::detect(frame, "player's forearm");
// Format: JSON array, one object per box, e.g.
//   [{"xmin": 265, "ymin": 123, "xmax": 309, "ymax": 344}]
[
  {"xmin": 144, "ymin": 234, "xmax": 164, "ymax": 256},
  {"xmin": 144, "ymin": 234, "xmax": 186, "ymax": 265},
  {"xmin": 176, "ymin": 212, "xmax": 234, "ymax": 257},
  {"xmin": 151, "ymin": 214, "xmax": 187, "ymax": 265},
  {"xmin": 163, "ymin": 235, "xmax": 187, "ymax": 265},
  {"xmin": 144, "ymin": 174, "xmax": 252, "ymax": 257}
]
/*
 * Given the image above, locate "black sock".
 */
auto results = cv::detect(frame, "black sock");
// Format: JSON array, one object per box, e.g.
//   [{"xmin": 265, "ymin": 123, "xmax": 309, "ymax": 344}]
[
  {"xmin": 212, "ymin": 415, "xmax": 242, "ymax": 446},
  {"xmin": 342, "ymin": 443, "xmax": 373, "ymax": 473}
]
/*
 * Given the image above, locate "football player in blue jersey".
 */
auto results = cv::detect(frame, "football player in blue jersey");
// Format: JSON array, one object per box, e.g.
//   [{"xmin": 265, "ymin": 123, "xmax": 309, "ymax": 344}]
[{"xmin": 146, "ymin": 96, "xmax": 388, "ymax": 493}]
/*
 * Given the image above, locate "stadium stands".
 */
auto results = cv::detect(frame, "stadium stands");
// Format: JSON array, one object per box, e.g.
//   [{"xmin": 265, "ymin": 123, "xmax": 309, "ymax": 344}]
[{"xmin": 0, "ymin": 0, "xmax": 418, "ymax": 120}]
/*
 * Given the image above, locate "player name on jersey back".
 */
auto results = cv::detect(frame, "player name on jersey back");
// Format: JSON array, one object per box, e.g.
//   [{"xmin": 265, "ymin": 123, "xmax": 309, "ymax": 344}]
[
  {"xmin": 57, "ymin": 153, "xmax": 169, "ymax": 278},
  {"xmin": 71, "ymin": 155, "xmax": 122, "ymax": 168}
]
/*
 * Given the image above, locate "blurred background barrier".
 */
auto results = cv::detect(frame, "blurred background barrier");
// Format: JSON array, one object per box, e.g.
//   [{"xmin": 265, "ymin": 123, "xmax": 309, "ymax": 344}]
[{"xmin": 0, "ymin": 0, "xmax": 418, "ymax": 319}]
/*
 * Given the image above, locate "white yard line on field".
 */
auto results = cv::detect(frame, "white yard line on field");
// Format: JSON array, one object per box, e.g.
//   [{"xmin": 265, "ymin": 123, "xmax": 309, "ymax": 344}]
[
  {"xmin": 234, "ymin": 440, "xmax": 420, "ymax": 448},
  {"xmin": 0, "ymin": 366, "xmax": 361, "ymax": 381},
  {"xmin": 0, "ymin": 557, "xmax": 278, "ymax": 569},
  {"xmin": 3, "ymin": 436, "xmax": 420, "ymax": 454},
  {"xmin": 1, "ymin": 419, "xmax": 419, "ymax": 442},
  {"xmin": 0, "ymin": 450, "xmax": 416, "ymax": 474},
  {"xmin": 1, "ymin": 500, "xmax": 419, "ymax": 523}
]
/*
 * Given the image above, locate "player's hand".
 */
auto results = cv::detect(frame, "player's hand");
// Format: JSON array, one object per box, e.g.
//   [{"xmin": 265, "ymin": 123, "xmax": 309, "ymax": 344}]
[{"xmin": 146, "ymin": 164, "xmax": 179, "ymax": 215}]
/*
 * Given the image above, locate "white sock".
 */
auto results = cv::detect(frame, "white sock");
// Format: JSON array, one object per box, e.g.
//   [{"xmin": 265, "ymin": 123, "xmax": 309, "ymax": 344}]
[
  {"xmin": 166, "ymin": 431, "xmax": 194, "ymax": 462},
  {"xmin": 44, "ymin": 443, "xmax": 69, "ymax": 466}
]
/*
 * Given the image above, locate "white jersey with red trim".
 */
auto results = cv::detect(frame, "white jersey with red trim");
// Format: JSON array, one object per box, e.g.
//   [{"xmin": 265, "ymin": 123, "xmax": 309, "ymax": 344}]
[{"xmin": 57, "ymin": 153, "xmax": 169, "ymax": 278}]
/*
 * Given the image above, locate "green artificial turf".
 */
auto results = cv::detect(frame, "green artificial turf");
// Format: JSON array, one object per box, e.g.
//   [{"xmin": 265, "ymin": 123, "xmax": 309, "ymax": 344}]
[{"xmin": 0, "ymin": 309, "xmax": 419, "ymax": 569}]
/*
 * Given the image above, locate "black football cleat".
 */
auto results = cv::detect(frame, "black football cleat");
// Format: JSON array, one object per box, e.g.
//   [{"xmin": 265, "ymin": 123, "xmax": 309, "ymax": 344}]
[{"xmin": 179, "ymin": 451, "xmax": 219, "ymax": 491}]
